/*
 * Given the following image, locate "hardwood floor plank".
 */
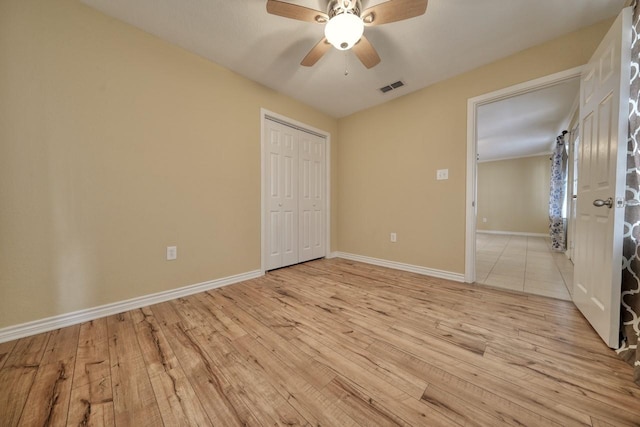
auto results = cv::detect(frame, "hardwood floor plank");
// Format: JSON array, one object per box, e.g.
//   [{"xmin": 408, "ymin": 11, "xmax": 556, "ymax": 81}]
[
  {"xmin": 482, "ymin": 345, "xmax": 640, "ymax": 425},
  {"xmin": 205, "ymin": 289, "xmax": 406, "ymax": 426},
  {"xmin": 151, "ymin": 300, "xmax": 262, "ymax": 426},
  {"xmin": 322, "ymin": 374, "xmax": 459, "ymax": 427},
  {"xmin": 321, "ymin": 376, "xmax": 407, "ymax": 427},
  {"xmin": 361, "ymin": 327, "xmax": 588, "ymax": 427},
  {"xmin": 370, "ymin": 324, "xmax": 634, "ymax": 426},
  {"xmin": 17, "ymin": 325, "xmax": 80, "ymax": 426},
  {"xmin": 289, "ymin": 332, "xmax": 471, "ymax": 426},
  {"xmin": 0, "ymin": 259, "xmax": 638, "ymax": 426},
  {"xmin": 231, "ymin": 279, "xmax": 308, "ymax": 341},
  {"xmin": 591, "ymin": 416, "xmax": 635, "ymax": 427},
  {"xmin": 420, "ymin": 382, "xmax": 521, "ymax": 427},
  {"xmin": 68, "ymin": 383, "xmax": 116, "ymax": 427},
  {"xmin": 130, "ymin": 306, "xmax": 212, "ymax": 426},
  {"xmin": 292, "ymin": 318, "xmax": 428, "ymax": 399},
  {"xmin": 166, "ymin": 295, "xmax": 309, "ymax": 426},
  {"xmin": 518, "ymin": 328, "xmax": 631, "ymax": 370},
  {"xmin": 0, "ymin": 333, "xmax": 50, "ymax": 426},
  {"xmin": 107, "ymin": 312, "xmax": 162, "ymax": 426},
  {"xmin": 0, "ymin": 340, "xmax": 17, "ymax": 370},
  {"xmin": 203, "ymin": 291, "xmax": 339, "ymax": 394},
  {"xmin": 368, "ymin": 338, "xmax": 567, "ymax": 427},
  {"xmin": 233, "ymin": 333, "xmax": 360, "ymax": 427},
  {"xmin": 486, "ymin": 339, "xmax": 640, "ymax": 403},
  {"xmin": 67, "ymin": 318, "xmax": 114, "ymax": 427}
]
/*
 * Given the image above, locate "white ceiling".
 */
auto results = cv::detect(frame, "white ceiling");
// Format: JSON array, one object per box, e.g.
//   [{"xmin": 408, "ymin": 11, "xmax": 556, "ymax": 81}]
[
  {"xmin": 80, "ymin": 0, "xmax": 626, "ymax": 118},
  {"xmin": 478, "ymin": 78, "xmax": 580, "ymax": 162}
]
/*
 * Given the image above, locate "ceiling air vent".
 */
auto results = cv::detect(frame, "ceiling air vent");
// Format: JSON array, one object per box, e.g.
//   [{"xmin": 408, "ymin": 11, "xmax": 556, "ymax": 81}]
[{"xmin": 379, "ymin": 80, "xmax": 405, "ymax": 94}]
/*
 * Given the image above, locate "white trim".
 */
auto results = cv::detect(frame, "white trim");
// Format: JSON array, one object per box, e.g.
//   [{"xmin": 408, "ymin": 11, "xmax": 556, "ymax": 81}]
[
  {"xmin": 326, "ymin": 251, "xmax": 339, "ymax": 259},
  {"xmin": 0, "ymin": 270, "xmax": 263, "ymax": 344},
  {"xmin": 335, "ymin": 252, "xmax": 465, "ymax": 283},
  {"xmin": 477, "ymin": 152, "xmax": 552, "ymax": 164},
  {"xmin": 260, "ymin": 109, "xmax": 331, "ymax": 274},
  {"xmin": 477, "ymin": 230, "xmax": 549, "ymax": 237},
  {"xmin": 562, "ymin": 90, "xmax": 581, "ymax": 137},
  {"xmin": 466, "ymin": 66, "xmax": 584, "ymax": 284}
]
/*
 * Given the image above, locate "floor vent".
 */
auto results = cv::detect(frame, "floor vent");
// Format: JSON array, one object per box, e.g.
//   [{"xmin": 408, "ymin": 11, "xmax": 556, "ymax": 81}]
[{"xmin": 379, "ymin": 80, "xmax": 405, "ymax": 93}]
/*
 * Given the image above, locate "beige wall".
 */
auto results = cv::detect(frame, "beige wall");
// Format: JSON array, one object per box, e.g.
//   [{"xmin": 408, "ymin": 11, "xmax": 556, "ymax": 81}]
[
  {"xmin": 0, "ymin": 0, "xmax": 616, "ymax": 329},
  {"xmin": 337, "ymin": 19, "xmax": 612, "ymax": 274},
  {"xmin": 476, "ymin": 156, "xmax": 551, "ymax": 234},
  {"xmin": 0, "ymin": 0, "xmax": 338, "ymax": 328}
]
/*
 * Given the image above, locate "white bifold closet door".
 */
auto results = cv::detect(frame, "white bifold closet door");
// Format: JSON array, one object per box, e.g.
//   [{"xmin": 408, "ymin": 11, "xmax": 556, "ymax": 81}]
[{"xmin": 265, "ymin": 119, "xmax": 325, "ymax": 271}]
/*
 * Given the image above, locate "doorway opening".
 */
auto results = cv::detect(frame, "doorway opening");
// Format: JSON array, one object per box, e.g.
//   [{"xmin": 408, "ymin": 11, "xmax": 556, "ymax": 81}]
[{"xmin": 465, "ymin": 67, "xmax": 584, "ymax": 299}]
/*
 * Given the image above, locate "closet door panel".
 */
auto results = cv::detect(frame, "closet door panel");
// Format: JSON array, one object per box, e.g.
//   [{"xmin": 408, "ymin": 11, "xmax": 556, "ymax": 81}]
[
  {"xmin": 299, "ymin": 132, "xmax": 325, "ymax": 262},
  {"xmin": 281, "ymin": 132, "xmax": 298, "ymax": 267},
  {"xmin": 265, "ymin": 120, "xmax": 298, "ymax": 270}
]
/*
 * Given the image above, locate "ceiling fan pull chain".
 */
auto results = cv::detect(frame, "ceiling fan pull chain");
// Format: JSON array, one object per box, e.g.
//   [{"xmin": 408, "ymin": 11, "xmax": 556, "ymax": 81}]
[{"xmin": 344, "ymin": 51, "xmax": 349, "ymax": 76}]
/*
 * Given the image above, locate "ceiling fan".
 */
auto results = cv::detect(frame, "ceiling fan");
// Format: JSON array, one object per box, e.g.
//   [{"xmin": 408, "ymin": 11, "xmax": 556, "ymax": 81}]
[{"xmin": 266, "ymin": 0, "xmax": 428, "ymax": 69}]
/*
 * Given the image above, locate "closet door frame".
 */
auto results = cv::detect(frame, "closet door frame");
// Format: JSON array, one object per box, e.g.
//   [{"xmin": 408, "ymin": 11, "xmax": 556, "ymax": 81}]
[{"xmin": 260, "ymin": 108, "xmax": 331, "ymax": 273}]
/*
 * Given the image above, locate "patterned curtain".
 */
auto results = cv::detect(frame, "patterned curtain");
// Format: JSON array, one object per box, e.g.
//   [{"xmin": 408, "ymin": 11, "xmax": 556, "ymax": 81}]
[
  {"xmin": 618, "ymin": 1, "xmax": 640, "ymax": 387},
  {"xmin": 549, "ymin": 133, "xmax": 568, "ymax": 251}
]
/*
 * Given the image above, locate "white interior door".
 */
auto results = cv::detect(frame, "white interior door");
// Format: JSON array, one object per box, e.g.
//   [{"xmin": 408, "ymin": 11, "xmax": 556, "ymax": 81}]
[
  {"xmin": 265, "ymin": 120, "xmax": 299, "ymax": 270},
  {"xmin": 574, "ymin": 7, "xmax": 631, "ymax": 348},
  {"xmin": 298, "ymin": 132, "xmax": 325, "ymax": 262}
]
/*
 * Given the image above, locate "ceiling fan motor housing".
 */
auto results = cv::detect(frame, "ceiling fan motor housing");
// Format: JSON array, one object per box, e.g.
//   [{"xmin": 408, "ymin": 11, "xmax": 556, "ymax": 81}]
[{"xmin": 327, "ymin": 0, "xmax": 362, "ymax": 18}]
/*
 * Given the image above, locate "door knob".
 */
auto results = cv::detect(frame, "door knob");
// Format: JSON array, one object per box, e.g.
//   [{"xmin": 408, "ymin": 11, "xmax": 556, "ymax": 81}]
[
  {"xmin": 278, "ymin": 203, "xmax": 282, "ymax": 207},
  {"xmin": 593, "ymin": 197, "xmax": 613, "ymax": 208}
]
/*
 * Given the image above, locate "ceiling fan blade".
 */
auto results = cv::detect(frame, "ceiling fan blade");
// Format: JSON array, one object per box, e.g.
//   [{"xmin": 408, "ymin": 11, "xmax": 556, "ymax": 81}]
[
  {"xmin": 301, "ymin": 38, "xmax": 331, "ymax": 67},
  {"xmin": 361, "ymin": 0, "xmax": 428, "ymax": 26},
  {"xmin": 266, "ymin": 0, "xmax": 328, "ymax": 24},
  {"xmin": 352, "ymin": 36, "xmax": 381, "ymax": 69}
]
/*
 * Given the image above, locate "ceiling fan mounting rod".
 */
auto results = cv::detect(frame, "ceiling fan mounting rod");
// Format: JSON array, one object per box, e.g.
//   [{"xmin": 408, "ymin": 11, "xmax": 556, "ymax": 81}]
[
  {"xmin": 341, "ymin": 0, "xmax": 355, "ymax": 10},
  {"xmin": 328, "ymin": 0, "xmax": 362, "ymax": 18}
]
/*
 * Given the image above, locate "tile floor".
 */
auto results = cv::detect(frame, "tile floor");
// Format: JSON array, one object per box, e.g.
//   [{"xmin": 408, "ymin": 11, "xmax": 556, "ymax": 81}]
[{"xmin": 476, "ymin": 233, "xmax": 574, "ymax": 301}]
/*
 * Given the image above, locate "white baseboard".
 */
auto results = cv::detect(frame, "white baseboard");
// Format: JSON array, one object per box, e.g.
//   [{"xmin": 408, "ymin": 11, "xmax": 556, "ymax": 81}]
[
  {"xmin": 0, "ymin": 269, "xmax": 263, "ymax": 344},
  {"xmin": 334, "ymin": 252, "xmax": 465, "ymax": 283},
  {"xmin": 326, "ymin": 251, "xmax": 339, "ymax": 259},
  {"xmin": 477, "ymin": 230, "xmax": 548, "ymax": 237}
]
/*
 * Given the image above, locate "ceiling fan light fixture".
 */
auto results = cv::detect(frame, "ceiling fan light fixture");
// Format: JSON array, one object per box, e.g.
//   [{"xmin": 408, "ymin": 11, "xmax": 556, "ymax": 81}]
[{"xmin": 324, "ymin": 13, "xmax": 364, "ymax": 50}]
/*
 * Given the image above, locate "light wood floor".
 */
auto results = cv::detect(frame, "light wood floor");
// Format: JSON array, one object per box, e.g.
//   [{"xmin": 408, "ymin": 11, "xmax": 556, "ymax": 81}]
[{"xmin": 1, "ymin": 258, "xmax": 639, "ymax": 426}]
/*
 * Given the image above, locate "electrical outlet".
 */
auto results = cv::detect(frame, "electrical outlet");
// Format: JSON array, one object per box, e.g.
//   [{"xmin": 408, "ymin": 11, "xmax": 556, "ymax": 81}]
[
  {"xmin": 166, "ymin": 246, "xmax": 177, "ymax": 261},
  {"xmin": 436, "ymin": 169, "xmax": 449, "ymax": 180},
  {"xmin": 483, "ymin": 217, "xmax": 487, "ymax": 223},
  {"xmin": 390, "ymin": 232, "xmax": 397, "ymax": 243}
]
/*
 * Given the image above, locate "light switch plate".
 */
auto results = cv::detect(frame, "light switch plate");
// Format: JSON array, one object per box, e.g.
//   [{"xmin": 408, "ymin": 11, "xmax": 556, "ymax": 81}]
[
  {"xmin": 167, "ymin": 246, "xmax": 177, "ymax": 261},
  {"xmin": 436, "ymin": 169, "xmax": 449, "ymax": 180}
]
